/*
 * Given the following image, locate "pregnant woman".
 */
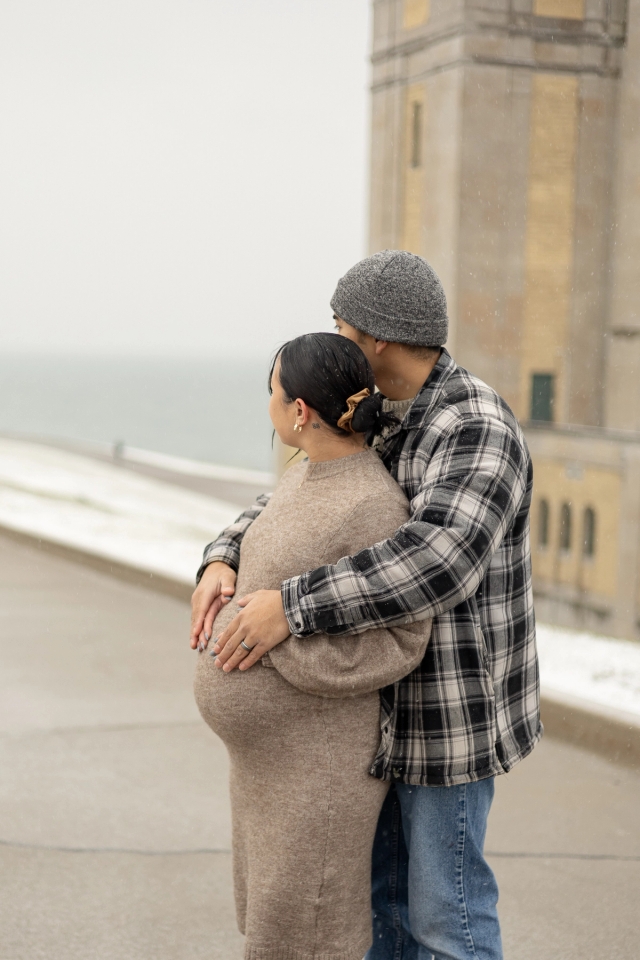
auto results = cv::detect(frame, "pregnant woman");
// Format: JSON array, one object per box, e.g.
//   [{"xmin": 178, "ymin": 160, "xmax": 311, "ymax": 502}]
[{"xmin": 194, "ymin": 333, "xmax": 431, "ymax": 960}]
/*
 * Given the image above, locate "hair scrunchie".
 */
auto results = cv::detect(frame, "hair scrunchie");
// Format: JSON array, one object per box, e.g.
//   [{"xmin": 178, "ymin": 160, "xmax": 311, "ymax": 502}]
[{"xmin": 336, "ymin": 387, "xmax": 371, "ymax": 433}]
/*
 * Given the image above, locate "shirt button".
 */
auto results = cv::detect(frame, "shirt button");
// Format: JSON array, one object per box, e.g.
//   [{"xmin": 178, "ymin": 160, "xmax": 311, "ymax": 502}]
[{"xmin": 295, "ymin": 621, "xmax": 302, "ymax": 629}]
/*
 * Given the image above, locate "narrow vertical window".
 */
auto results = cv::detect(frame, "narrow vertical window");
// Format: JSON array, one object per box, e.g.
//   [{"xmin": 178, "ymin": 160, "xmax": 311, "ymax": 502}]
[
  {"xmin": 530, "ymin": 373, "xmax": 555, "ymax": 422},
  {"xmin": 583, "ymin": 507, "xmax": 596, "ymax": 557},
  {"xmin": 559, "ymin": 502, "xmax": 572, "ymax": 552},
  {"xmin": 410, "ymin": 101, "xmax": 423, "ymax": 169},
  {"xmin": 538, "ymin": 499, "xmax": 549, "ymax": 547}
]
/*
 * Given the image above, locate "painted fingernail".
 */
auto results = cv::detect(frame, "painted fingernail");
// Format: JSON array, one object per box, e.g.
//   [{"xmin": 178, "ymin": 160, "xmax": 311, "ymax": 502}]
[
  {"xmin": 197, "ymin": 642, "xmax": 203, "ymax": 653},
  {"xmin": 204, "ymin": 632, "xmax": 210, "ymax": 642}
]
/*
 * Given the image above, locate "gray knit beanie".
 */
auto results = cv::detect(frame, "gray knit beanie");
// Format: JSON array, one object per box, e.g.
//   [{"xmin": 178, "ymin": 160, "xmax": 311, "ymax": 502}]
[{"xmin": 330, "ymin": 250, "xmax": 448, "ymax": 346}]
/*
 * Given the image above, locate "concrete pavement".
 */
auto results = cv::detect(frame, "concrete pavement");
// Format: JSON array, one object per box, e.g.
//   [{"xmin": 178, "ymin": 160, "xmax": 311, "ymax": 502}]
[
  {"xmin": 485, "ymin": 739, "xmax": 639, "ymax": 959},
  {"xmin": 0, "ymin": 532, "xmax": 638, "ymax": 960},
  {"xmin": 0, "ymin": 532, "xmax": 242, "ymax": 960}
]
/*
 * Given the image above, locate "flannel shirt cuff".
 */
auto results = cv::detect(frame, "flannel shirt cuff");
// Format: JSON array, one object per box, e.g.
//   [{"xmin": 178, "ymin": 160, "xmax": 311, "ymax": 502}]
[
  {"xmin": 281, "ymin": 575, "xmax": 314, "ymax": 637},
  {"xmin": 195, "ymin": 538, "xmax": 241, "ymax": 584}
]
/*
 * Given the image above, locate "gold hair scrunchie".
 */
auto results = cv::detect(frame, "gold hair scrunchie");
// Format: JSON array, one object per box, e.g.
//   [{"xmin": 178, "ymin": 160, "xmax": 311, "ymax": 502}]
[{"xmin": 337, "ymin": 388, "xmax": 371, "ymax": 433}]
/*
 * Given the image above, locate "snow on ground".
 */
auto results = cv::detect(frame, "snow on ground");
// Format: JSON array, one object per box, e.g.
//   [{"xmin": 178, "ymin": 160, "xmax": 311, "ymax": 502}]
[
  {"xmin": 537, "ymin": 623, "xmax": 640, "ymax": 722},
  {"xmin": 0, "ymin": 438, "xmax": 240, "ymax": 584},
  {"xmin": 121, "ymin": 443, "xmax": 275, "ymax": 486},
  {"xmin": 0, "ymin": 437, "xmax": 639, "ymax": 720}
]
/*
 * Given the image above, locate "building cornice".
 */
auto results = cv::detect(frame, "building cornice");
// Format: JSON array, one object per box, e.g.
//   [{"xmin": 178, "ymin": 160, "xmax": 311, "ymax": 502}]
[
  {"xmin": 371, "ymin": 18, "xmax": 626, "ymax": 67},
  {"xmin": 371, "ymin": 53, "xmax": 620, "ymax": 92},
  {"xmin": 523, "ymin": 421, "xmax": 640, "ymax": 447}
]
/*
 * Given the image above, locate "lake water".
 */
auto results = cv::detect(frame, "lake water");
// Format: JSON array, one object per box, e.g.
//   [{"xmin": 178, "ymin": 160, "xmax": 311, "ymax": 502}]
[{"xmin": 0, "ymin": 355, "xmax": 274, "ymax": 472}]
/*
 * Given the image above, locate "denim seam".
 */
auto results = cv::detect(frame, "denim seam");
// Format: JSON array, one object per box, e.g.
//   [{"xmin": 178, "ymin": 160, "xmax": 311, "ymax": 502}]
[
  {"xmin": 455, "ymin": 785, "xmax": 479, "ymax": 959},
  {"xmin": 389, "ymin": 795, "xmax": 404, "ymax": 960}
]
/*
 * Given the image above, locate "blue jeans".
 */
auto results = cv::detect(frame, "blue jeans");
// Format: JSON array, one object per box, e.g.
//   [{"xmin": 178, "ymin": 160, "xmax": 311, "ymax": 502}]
[{"xmin": 366, "ymin": 779, "xmax": 503, "ymax": 960}]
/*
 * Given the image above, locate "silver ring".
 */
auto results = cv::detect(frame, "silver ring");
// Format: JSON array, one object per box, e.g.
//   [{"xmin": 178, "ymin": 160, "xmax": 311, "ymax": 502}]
[{"xmin": 240, "ymin": 640, "xmax": 254, "ymax": 653}]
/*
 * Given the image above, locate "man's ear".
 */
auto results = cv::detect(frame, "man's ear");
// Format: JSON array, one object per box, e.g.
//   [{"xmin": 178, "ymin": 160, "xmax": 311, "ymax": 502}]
[{"xmin": 374, "ymin": 339, "xmax": 389, "ymax": 355}]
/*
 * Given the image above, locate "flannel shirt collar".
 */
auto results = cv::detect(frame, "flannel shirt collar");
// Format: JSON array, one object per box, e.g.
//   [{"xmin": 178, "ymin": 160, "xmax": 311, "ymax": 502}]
[
  {"xmin": 406, "ymin": 348, "xmax": 457, "ymax": 430},
  {"xmin": 382, "ymin": 349, "xmax": 458, "ymax": 442}
]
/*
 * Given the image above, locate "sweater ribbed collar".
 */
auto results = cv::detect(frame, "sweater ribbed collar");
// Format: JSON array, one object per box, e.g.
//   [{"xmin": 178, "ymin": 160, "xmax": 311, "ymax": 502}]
[{"xmin": 302, "ymin": 448, "xmax": 376, "ymax": 481}]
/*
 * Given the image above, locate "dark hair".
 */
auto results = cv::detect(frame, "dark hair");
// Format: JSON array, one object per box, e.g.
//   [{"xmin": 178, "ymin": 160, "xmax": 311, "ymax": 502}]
[
  {"xmin": 402, "ymin": 344, "xmax": 441, "ymax": 360},
  {"xmin": 269, "ymin": 332, "xmax": 398, "ymax": 445}
]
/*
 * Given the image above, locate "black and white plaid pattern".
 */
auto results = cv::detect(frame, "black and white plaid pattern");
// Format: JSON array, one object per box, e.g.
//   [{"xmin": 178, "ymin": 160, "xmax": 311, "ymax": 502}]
[
  {"xmin": 199, "ymin": 493, "xmax": 272, "ymax": 576},
  {"xmin": 199, "ymin": 350, "xmax": 541, "ymax": 786}
]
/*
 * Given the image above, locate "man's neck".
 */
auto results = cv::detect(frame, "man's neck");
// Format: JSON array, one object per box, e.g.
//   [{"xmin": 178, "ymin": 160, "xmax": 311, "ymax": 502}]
[{"xmin": 375, "ymin": 348, "xmax": 441, "ymax": 401}]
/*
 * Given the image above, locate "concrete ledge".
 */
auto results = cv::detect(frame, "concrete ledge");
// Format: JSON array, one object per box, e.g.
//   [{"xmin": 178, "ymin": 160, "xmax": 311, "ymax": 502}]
[
  {"xmin": 541, "ymin": 694, "xmax": 640, "ymax": 770},
  {"xmin": 0, "ymin": 525, "xmax": 192, "ymax": 604}
]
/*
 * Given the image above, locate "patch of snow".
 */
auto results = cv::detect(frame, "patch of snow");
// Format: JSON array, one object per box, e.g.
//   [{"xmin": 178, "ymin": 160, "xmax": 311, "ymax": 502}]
[
  {"xmin": 537, "ymin": 623, "xmax": 640, "ymax": 722},
  {"xmin": 121, "ymin": 444, "xmax": 275, "ymax": 487},
  {"xmin": 0, "ymin": 438, "xmax": 240, "ymax": 584}
]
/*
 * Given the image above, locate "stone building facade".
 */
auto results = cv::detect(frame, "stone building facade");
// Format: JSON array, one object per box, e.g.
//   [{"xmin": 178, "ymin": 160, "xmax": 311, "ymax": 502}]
[{"xmin": 369, "ymin": 0, "xmax": 640, "ymax": 640}]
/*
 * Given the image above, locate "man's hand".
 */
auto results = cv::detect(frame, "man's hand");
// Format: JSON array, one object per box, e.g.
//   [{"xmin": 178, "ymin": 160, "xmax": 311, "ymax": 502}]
[
  {"xmin": 213, "ymin": 589, "xmax": 290, "ymax": 671},
  {"xmin": 190, "ymin": 562, "xmax": 237, "ymax": 651}
]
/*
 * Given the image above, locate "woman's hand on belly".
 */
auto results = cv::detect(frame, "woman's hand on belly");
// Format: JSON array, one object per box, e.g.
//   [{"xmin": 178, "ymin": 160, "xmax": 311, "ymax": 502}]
[
  {"xmin": 213, "ymin": 589, "xmax": 291, "ymax": 671},
  {"xmin": 190, "ymin": 562, "xmax": 237, "ymax": 651}
]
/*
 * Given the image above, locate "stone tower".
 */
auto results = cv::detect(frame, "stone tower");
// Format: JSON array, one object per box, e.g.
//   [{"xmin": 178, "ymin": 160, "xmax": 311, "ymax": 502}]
[{"xmin": 369, "ymin": 0, "xmax": 640, "ymax": 641}]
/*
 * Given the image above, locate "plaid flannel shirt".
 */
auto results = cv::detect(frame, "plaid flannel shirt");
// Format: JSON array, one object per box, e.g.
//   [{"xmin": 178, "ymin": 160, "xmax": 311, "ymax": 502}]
[{"xmin": 198, "ymin": 350, "xmax": 541, "ymax": 786}]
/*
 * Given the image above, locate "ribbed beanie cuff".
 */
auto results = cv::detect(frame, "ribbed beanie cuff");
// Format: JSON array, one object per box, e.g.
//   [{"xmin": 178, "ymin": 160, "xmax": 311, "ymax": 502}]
[{"xmin": 330, "ymin": 250, "xmax": 448, "ymax": 346}]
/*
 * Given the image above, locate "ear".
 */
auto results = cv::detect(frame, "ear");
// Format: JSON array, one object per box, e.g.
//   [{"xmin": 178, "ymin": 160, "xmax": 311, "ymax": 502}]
[
  {"xmin": 294, "ymin": 399, "xmax": 312, "ymax": 426},
  {"xmin": 374, "ymin": 339, "xmax": 389, "ymax": 355}
]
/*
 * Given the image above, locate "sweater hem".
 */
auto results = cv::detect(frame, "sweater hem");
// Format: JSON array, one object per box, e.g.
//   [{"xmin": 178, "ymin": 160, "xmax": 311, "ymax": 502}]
[{"xmin": 245, "ymin": 938, "xmax": 370, "ymax": 960}]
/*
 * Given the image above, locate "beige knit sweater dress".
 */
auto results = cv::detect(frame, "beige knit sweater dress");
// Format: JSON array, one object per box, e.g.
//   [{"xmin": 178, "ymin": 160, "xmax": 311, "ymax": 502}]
[{"xmin": 194, "ymin": 449, "xmax": 431, "ymax": 960}]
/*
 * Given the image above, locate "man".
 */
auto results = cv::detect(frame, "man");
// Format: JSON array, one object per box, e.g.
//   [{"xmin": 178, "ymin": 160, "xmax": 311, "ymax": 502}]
[{"xmin": 190, "ymin": 250, "xmax": 541, "ymax": 960}]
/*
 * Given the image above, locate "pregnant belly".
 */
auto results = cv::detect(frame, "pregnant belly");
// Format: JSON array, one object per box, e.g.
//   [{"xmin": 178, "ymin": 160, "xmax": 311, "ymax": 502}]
[
  {"xmin": 194, "ymin": 652, "xmax": 384, "ymax": 789},
  {"xmin": 194, "ymin": 651, "xmax": 324, "ymax": 749}
]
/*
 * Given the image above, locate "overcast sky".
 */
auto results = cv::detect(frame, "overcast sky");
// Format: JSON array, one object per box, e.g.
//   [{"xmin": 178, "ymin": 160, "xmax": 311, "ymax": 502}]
[{"xmin": 0, "ymin": 0, "xmax": 370, "ymax": 358}]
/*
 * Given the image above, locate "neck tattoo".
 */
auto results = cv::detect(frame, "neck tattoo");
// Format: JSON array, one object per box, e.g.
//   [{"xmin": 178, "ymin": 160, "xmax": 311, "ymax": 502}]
[{"xmin": 312, "ymin": 422, "xmax": 321, "ymax": 429}]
